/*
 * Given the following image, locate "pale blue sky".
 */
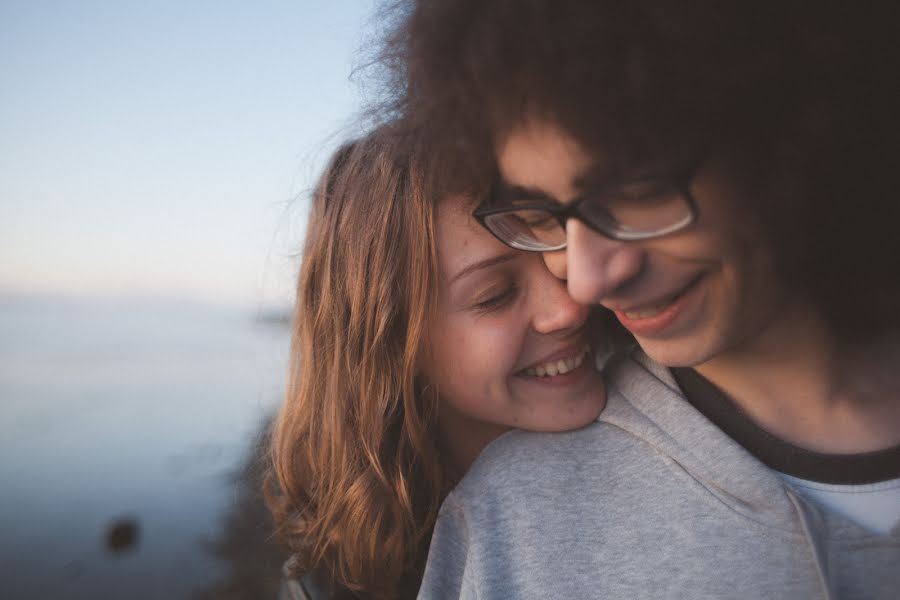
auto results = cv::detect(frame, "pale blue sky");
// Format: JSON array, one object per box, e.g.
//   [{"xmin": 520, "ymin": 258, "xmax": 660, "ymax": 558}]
[{"xmin": 0, "ymin": 0, "xmax": 381, "ymax": 308}]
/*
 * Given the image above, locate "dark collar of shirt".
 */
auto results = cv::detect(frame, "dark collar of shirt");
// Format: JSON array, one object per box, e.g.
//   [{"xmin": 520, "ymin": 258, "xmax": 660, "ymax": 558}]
[{"xmin": 670, "ymin": 367, "xmax": 900, "ymax": 485}]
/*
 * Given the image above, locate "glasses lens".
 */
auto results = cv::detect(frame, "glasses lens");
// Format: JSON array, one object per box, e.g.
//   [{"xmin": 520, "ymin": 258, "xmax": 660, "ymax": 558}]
[
  {"xmin": 483, "ymin": 208, "xmax": 566, "ymax": 251},
  {"xmin": 582, "ymin": 182, "xmax": 693, "ymax": 239}
]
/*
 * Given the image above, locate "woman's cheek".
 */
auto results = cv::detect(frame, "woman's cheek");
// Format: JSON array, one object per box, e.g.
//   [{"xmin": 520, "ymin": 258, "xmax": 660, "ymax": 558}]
[{"xmin": 476, "ymin": 316, "xmax": 526, "ymax": 374}]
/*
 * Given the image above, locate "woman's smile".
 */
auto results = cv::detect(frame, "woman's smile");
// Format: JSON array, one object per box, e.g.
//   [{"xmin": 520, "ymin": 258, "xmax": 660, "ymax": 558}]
[
  {"xmin": 425, "ymin": 196, "xmax": 606, "ymax": 440},
  {"xmin": 520, "ymin": 342, "xmax": 591, "ymax": 378}
]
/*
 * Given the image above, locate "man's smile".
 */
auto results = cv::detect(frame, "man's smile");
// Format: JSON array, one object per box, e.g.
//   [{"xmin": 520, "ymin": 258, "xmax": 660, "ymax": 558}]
[{"xmin": 610, "ymin": 273, "xmax": 706, "ymax": 337}]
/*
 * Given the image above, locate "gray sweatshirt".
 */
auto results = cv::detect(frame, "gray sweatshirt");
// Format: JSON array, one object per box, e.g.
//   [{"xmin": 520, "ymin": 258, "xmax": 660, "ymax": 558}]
[{"xmin": 418, "ymin": 352, "xmax": 900, "ymax": 599}]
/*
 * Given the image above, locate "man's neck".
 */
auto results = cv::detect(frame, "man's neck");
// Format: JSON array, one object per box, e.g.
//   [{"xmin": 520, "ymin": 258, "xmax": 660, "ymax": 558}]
[{"xmin": 694, "ymin": 301, "xmax": 900, "ymax": 454}]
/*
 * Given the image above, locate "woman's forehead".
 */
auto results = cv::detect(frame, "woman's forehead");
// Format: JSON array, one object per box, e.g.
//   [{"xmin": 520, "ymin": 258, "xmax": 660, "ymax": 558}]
[
  {"xmin": 435, "ymin": 195, "xmax": 509, "ymax": 277},
  {"xmin": 435, "ymin": 195, "xmax": 487, "ymax": 249}
]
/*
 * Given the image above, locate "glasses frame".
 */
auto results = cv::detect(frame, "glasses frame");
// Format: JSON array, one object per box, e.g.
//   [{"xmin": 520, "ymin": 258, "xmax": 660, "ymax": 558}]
[{"xmin": 473, "ymin": 169, "xmax": 700, "ymax": 251}]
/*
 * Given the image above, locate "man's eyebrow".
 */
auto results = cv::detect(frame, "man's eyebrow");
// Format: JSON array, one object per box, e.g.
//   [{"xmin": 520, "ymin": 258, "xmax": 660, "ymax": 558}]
[
  {"xmin": 494, "ymin": 182, "xmax": 558, "ymax": 205},
  {"xmin": 450, "ymin": 252, "xmax": 519, "ymax": 286},
  {"xmin": 495, "ymin": 168, "xmax": 612, "ymax": 204},
  {"xmin": 573, "ymin": 163, "xmax": 620, "ymax": 191},
  {"xmin": 575, "ymin": 159, "xmax": 686, "ymax": 190}
]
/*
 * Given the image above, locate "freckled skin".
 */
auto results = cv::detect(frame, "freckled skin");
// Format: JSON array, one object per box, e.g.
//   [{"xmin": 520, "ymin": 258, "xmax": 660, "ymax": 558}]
[{"xmin": 423, "ymin": 196, "xmax": 606, "ymax": 461}]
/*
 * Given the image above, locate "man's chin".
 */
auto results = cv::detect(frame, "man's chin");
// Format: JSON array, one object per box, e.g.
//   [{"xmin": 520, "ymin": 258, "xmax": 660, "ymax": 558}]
[{"xmin": 634, "ymin": 334, "xmax": 715, "ymax": 369}]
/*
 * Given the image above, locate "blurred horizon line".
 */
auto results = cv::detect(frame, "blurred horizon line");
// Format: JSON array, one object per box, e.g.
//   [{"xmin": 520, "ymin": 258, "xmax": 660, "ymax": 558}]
[{"xmin": 0, "ymin": 284, "xmax": 294, "ymax": 316}]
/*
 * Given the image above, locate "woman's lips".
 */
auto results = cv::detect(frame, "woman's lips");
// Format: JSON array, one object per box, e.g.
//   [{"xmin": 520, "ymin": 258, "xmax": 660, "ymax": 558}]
[
  {"xmin": 517, "ymin": 352, "xmax": 595, "ymax": 387},
  {"xmin": 522, "ymin": 344, "xmax": 591, "ymax": 377},
  {"xmin": 514, "ymin": 344, "xmax": 597, "ymax": 388},
  {"xmin": 613, "ymin": 275, "xmax": 704, "ymax": 337}
]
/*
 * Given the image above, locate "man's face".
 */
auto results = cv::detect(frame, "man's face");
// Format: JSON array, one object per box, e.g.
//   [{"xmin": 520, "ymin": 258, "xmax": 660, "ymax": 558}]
[{"xmin": 495, "ymin": 120, "xmax": 789, "ymax": 367}]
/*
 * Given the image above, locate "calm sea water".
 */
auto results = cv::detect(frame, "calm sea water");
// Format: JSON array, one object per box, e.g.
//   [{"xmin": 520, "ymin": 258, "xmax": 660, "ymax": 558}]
[{"xmin": 0, "ymin": 296, "xmax": 291, "ymax": 599}]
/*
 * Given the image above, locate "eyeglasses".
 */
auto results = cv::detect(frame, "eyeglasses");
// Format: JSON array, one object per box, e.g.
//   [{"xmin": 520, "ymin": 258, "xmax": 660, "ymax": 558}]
[{"xmin": 473, "ymin": 172, "xmax": 699, "ymax": 251}]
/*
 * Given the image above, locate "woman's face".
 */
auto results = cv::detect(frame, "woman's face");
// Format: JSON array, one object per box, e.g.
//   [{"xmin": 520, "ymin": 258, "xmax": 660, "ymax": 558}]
[{"xmin": 423, "ymin": 196, "xmax": 606, "ymax": 460}]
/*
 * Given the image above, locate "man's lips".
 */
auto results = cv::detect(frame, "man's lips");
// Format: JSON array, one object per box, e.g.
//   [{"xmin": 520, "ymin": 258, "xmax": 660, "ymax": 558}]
[
  {"xmin": 610, "ymin": 274, "xmax": 705, "ymax": 335},
  {"xmin": 608, "ymin": 274, "xmax": 703, "ymax": 317}
]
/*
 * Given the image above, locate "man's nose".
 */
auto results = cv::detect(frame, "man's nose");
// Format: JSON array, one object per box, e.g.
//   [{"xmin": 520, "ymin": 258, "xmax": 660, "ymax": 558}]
[{"xmin": 565, "ymin": 220, "xmax": 644, "ymax": 305}]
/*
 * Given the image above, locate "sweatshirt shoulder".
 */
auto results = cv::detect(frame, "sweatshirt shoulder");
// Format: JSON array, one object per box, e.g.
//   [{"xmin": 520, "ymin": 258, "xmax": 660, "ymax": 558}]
[
  {"xmin": 446, "ymin": 417, "xmax": 641, "ymax": 509},
  {"xmin": 440, "ymin": 353, "xmax": 687, "ymax": 517}
]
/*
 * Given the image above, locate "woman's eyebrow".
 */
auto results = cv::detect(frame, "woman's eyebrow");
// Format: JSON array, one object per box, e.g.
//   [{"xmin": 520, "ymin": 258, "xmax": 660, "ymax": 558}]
[{"xmin": 450, "ymin": 252, "xmax": 518, "ymax": 286}]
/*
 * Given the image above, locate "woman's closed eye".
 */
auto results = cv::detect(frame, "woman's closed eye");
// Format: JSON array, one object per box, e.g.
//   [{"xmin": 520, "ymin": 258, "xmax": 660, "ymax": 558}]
[{"xmin": 473, "ymin": 284, "xmax": 519, "ymax": 313}]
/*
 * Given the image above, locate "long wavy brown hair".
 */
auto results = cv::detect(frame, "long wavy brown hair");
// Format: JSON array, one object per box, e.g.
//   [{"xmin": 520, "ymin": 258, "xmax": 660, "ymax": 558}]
[{"xmin": 266, "ymin": 124, "xmax": 445, "ymax": 598}]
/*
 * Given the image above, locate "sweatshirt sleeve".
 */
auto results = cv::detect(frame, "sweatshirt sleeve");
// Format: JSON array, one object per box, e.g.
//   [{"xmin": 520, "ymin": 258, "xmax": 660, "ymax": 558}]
[{"xmin": 417, "ymin": 497, "xmax": 479, "ymax": 600}]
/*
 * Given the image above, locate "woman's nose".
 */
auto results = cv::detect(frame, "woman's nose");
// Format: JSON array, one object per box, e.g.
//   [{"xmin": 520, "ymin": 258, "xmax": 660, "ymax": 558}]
[{"xmin": 531, "ymin": 268, "xmax": 590, "ymax": 335}]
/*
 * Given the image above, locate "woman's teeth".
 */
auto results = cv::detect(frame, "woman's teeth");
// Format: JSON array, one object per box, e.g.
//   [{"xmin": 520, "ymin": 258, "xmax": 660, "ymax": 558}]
[{"xmin": 525, "ymin": 345, "xmax": 590, "ymax": 378}]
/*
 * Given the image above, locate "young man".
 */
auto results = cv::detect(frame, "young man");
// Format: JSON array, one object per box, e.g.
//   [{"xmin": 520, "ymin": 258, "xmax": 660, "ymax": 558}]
[{"xmin": 386, "ymin": 1, "xmax": 900, "ymax": 597}]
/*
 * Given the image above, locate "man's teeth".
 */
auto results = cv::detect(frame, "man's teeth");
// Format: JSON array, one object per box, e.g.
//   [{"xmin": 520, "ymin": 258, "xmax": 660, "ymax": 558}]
[
  {"xmin": 525, "ymin": 345, "xmax": 590, "ymax": 378},
  {"xmin": 623, "ymin": 300, "xmax": 671, "ymax": 320}
]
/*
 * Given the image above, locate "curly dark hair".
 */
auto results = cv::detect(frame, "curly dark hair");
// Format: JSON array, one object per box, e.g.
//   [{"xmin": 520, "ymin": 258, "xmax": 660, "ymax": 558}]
[{"xmin": 380, "ymin": 0, "xmax": 900, "ymax": 347}]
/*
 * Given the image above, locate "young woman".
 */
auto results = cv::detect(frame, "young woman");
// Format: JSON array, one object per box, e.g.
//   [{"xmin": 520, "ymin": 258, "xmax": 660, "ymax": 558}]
[{"xmin": 266, "ymin": 124, "xmax": 606, "ymax": 599}]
